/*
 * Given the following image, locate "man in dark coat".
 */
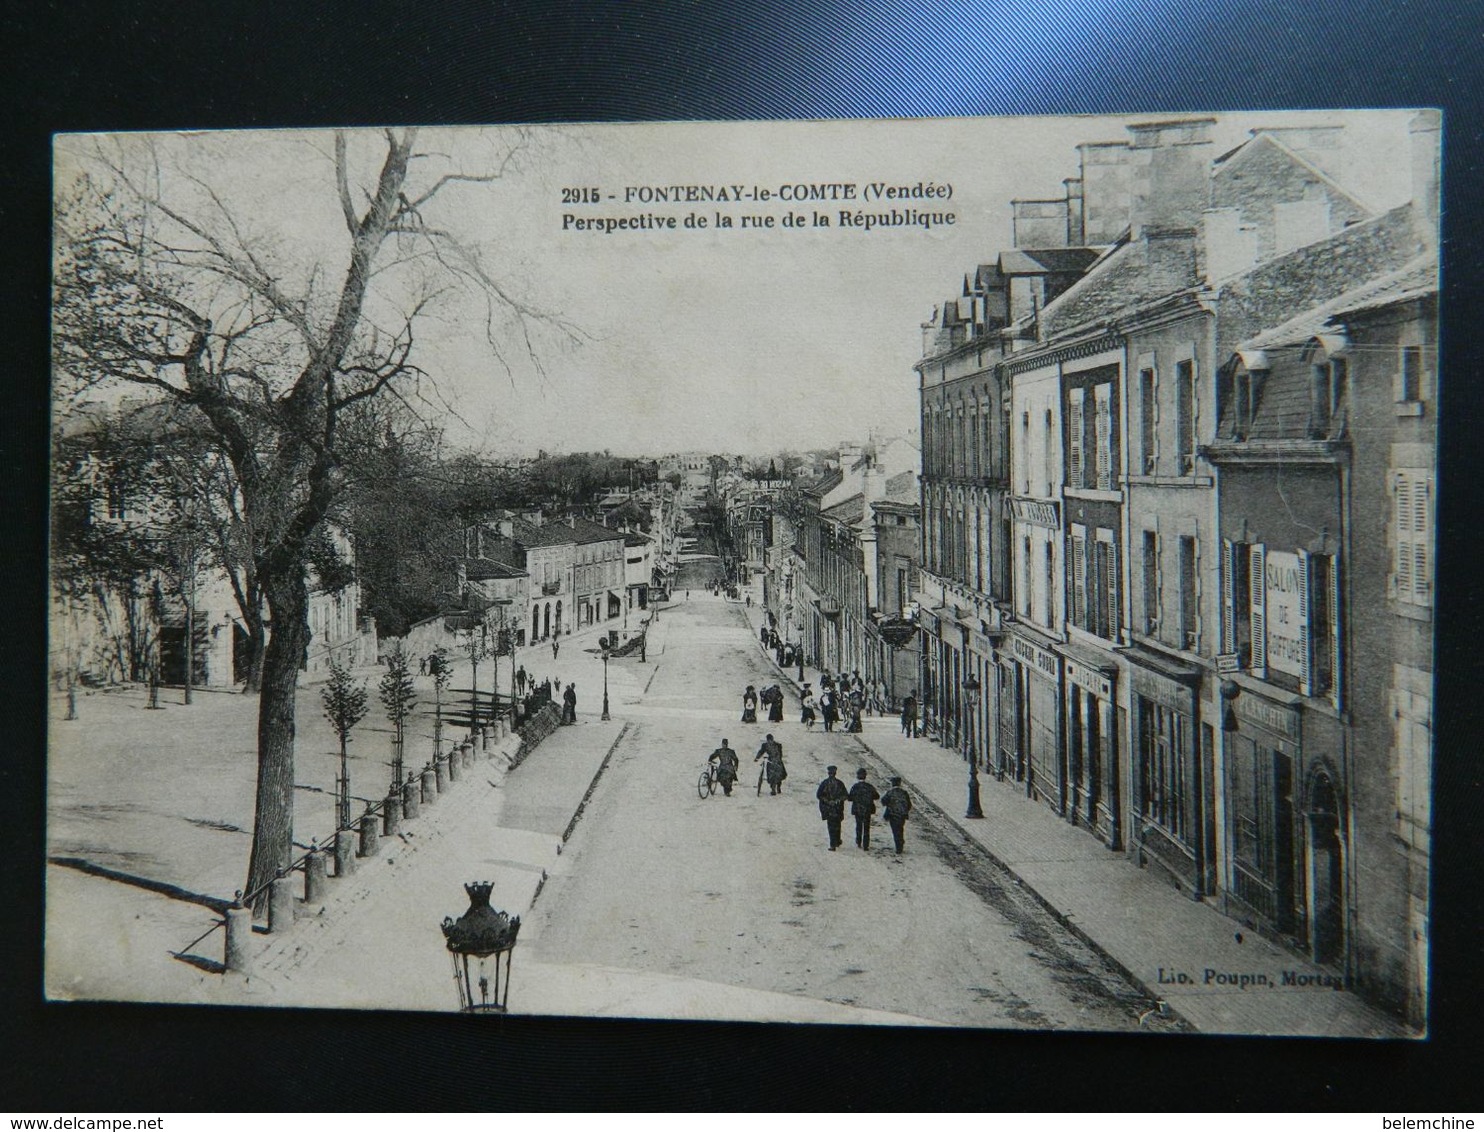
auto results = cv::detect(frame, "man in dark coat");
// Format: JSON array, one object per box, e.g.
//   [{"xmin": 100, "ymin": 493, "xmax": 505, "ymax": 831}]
[
  {"xmin": 881, "ymin": 777, "xmax": 912, "ymax": 854},
  {"xmin": 901, "ymin": 692, "xmax": 919, "ymax": 738},
  {"xmin": 708, "ymin": 739, "xmax": 740, "ymax": 796},
  {"xmin": 815, "ymin": 765, "xmax": 848, "ymax": 850},
  {"xmin": 755, "ymin": 734, "xmax": 786, "ymax": 795},
  {"xmin": 847, "ymin": 767, "xmax": 880, "ymax": 850},
  {"xmin": 766, "ymin": 684, "xmax": 785, "ymax": 722},
  {"xmin": 562, "ymin": 682, "xmax": 577, "ymax": 724}
]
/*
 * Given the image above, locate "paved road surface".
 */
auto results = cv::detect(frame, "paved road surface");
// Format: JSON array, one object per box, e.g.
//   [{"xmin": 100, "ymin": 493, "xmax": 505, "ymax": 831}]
[{"xmin": 523, "ymin": 594, "xmax": 1165, "ymax": 1030}]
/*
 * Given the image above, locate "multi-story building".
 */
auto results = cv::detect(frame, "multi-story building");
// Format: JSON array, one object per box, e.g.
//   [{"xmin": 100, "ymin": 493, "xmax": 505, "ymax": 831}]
[{"xmin": 911, "ymin": 111, "xmax": 1438, "ymax": 1026}]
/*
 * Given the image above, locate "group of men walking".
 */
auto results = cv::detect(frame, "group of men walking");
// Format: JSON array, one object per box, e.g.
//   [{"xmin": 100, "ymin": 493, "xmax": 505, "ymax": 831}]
[
  {"xmin": 815, "ymin": 766, "xmax": 912, "ymax": 854},
  {"xmin": 706, "ymin": 741, "xmax": 914, "ymax": 856}
]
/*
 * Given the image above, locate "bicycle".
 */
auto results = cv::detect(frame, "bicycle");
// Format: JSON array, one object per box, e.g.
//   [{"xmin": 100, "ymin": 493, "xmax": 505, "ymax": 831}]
[{"xmin": 697, "ymin": 762, "xmax": 718, "ymax": 799}]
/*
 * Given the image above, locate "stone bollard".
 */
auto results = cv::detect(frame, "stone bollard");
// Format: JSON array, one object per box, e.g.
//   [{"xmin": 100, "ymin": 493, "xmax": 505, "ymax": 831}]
[
  {"xmin": 359, "ymin": 811, "xmax": 380, "ymax": 857},
  {"xmin": 481, "ymin": 726, "xmax": 491, "ymax": 752},
  {"xmin": 268, "ymin": 875, "xmax": 295, "ymax": 933},
  {"xmin": 334, "ymin": 829, "xmax": 357, "ymax": 877},
  {"xmin": 383, "ymin": 788, "xmax": 401, "ymax": 836},
  {"xmin": 224, "ymin": 900, "xmax": 254, "ymax": 974},
  {"xmin": 434, "ymin": 755, "xmax": 449, "ymax": 793},
  {"xmin": 421, "ymin": 765, "xmax": 437, "ymax": 804},
  {"xmin": 304, "ymin": 846, "xmax": 328, "ymax": 904},
  {"xmin": 447, "ymin": 745, "xmax": 461, "ymax": 782},
  {"xmin": 402, "ymin": 773, "xmax": 420, "ymax": 820}
]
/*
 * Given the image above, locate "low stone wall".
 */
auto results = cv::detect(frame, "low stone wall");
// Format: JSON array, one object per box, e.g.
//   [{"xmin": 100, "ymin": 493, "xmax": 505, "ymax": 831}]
[{"xmin": 512, "ymin": 703, "xmax": 563, "ymax": 769}]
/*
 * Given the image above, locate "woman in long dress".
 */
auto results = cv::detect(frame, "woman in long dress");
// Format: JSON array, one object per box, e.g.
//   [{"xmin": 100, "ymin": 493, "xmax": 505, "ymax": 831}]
[
  {"xmin": 766, "ymin": 684, "xmax": 785, "ymax": 722},
  {"xmin": 741, "ymin": 684, "xmax": 758, "ymax": 723},
  {"xmin": 801, "ymin": 686, "xmax": 817, "ymax": 729}
]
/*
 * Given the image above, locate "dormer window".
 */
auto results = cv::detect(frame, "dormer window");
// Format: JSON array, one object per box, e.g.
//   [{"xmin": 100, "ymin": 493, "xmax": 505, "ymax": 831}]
[{"xmin": 1303, "ymin": 334, "xmax": 1349, "ymax": 440}]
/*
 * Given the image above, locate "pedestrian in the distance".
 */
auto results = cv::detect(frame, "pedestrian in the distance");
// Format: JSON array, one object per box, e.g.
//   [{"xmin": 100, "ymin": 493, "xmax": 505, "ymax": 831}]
[
  {"xmin": 847, "ymin": 768, "xmax": 880, "ymax": 850},
  {"xmin": 552, "ymin": 639, "xmax": 560, "ymax": 661},
  {"xmin": 419, "ymin": 655, "xmax": 428, "ymax": 676},
  {"xmin": 816, "ymin": 765, "xmax": 848, "ymax": 850},
  {"xmin": 766, "ymin": 683, "xmax": 785, "ymax": 723},
  {"xmin": 881, "ymin": 777, "xmax": 912, "ymax": 854},
  {"xmin": 516, "ymin": 665, "xmax": 527, "ymax": 696},
  {"xmin": 821, "ymin": 688, "xmax": 837, "ymax": 732},
  {"xmin": 901, "ymin": 692, "xmax": 918, "ymax": 738},
  {"xmin": 801, "ymin": 685, "xmax": 817, "ymax": 729},
  {"xmin": 742, "ymin": 685, "xmax": 759, "ymax": 723},
  {"xmin": 562, "ymin": 682, "xmax": 577, "ymax": 724}
]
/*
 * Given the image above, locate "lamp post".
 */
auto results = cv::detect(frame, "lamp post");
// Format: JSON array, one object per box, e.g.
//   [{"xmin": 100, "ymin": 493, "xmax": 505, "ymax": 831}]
[
  {"xmin": 963, "ymin": 673, "xmax": 984, "ymax": 819},
  {"xmin": 600, "ymin": 639, "xmax": 612, "ymax": 721},
  {"xmin": 441, "ymin": 881, "xmax": 520, "ymax": 1013}
]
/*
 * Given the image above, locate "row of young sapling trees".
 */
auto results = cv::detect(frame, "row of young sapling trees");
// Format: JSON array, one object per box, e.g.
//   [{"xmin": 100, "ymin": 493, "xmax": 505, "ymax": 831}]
[{"xmin": 320, "ymin": 646, "xmax": 452, "ymax": 830}]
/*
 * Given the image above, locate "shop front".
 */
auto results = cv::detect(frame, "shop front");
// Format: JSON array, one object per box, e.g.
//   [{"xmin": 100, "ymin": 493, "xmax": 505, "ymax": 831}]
[
  {"xmin": 1061, "ymin": 643, "xmax": 1119, "ymax": 848},
  {"xmin": 1126, "ymin": 648, "xmax": 1209, "ymax": 893},
  {"xmin": 1000, "ymin": 626, "xmax": 1064, "ymax": 812}
]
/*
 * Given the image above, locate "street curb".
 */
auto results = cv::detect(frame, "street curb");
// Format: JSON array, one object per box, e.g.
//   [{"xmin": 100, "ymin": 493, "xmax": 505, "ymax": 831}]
[
  {"xmin": 734, "ymin": 600, "xmax": 1192, "ymax": 1032},
  {"xmin": 560, "ymin": 721, "xmax": 633, "ymax": 846}
]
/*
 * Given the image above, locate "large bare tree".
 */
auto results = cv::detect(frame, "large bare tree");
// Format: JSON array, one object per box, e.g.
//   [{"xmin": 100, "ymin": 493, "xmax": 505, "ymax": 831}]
[{"xmin": 53, "ymin": 127, "xmax": 560, "ymax": 908}]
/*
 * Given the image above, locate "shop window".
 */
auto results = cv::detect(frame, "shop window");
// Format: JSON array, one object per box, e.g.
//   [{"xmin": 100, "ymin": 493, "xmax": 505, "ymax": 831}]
[{"xmin": 1139, "ymin": 700, "xmax": 1187, "ymax": 841}]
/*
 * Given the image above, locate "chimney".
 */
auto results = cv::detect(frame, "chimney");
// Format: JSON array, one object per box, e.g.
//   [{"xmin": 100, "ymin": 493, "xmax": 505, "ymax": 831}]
[
  {"xmin": 1064, "ymin": 177, "xmax": 1085, "ymax": 245},
  {"xmin": 1409, "ymin": 109, "xmax": 1441, "ymax": 250},
  {"xmin": 1011, "ymin": 198, "xmax": 1070, "ymax": 249},
  {"xmin": 1203, "ymin": 207, "xmax": 1259, "ymax": 281},
  {"xmin": 1078, "ymin": 140, "xmax": 1132, "ymax": 244},
  {"xmin": 1125, "ymin": 118, "xmax": 1215, "ymax": 237}
]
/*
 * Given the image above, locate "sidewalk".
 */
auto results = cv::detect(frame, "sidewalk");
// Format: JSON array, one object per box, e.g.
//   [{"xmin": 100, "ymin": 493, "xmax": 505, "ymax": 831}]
[{"xmin": 733, "ymin": 599, "xmax": 1411, "ymax": 1038}]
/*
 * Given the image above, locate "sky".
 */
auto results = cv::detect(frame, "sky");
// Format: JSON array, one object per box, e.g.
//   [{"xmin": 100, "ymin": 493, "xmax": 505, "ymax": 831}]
[{"xmin": 55, "ymin": 112, "xmax": 1416, "ymax": 458}]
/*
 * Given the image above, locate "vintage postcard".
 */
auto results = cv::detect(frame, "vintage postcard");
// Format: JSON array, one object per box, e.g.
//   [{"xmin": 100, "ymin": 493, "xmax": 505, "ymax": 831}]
[{"xmin": 47, "ymin": 111, "xmax": 1438, "ymax": 1037}]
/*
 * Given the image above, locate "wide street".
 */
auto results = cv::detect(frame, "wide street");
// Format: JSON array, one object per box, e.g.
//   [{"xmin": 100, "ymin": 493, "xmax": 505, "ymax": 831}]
[{"xmin": 522, "ymin": 579, "xmax": 1159, "ymax": 1030}]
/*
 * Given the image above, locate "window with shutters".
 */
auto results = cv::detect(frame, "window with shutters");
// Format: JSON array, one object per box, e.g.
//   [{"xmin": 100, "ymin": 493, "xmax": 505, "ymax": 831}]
[
  {"xmin": 1022, "ymin": 535, "xmax": 1033, "ymax": 617},
  {"xmin": 1393, "ymin": 469, "xmax": 1433, "ymax": 608},
  {"xmin": 1223, "ymin": 539, "xmax": 1252, "ymax": 665},
  {"xmin": 1095, "ymin": 383, "xmax": 1114, "ymax": 490},
  {"xmin": 1142, "ymin": 530, "xmax": 1160, "ymax": 636},
  {"xmin": 1309, "ymin": 359, "xmax": 1348, "ymax": 439},
  {"xmin": 1179, "ymin": 536, "xmax": 1198, "ymax": 651},
  {"xmin": 1176, "ymin": 359, "xmax": 1197, "ymax": 475},
  {"xmin": 1044, "ymin": 537, "xmax": 1056, "ymax": 627},
  {"xmin": 1393, "ymin": 680, "xmax": 1432, "ymax": 852},
  {"xmin": 1308, "ymin": 552, "xmax": 1337, "ymax": 701},
  {"xmin": 1249, "ymin": 544, "xmax": 1267, "ymax": 677},
  {"xmin": 1068, "ymin": 389, "xmax": 1085, "ymax": 488},
  {"xmin": 970, "ymin": 407, "xmax": 980, "ymax": 478},
  {"xmin": 1071, "ymin": 524, "xmax": 1089, "ymax": 630},
  {"xmin": 1139, "ymin": 367, "xmax": 1157, "ymax": 475},
  {"xmin": 1093, "ymin": 531, "xmax": 1117, "ymax": 640},
  {"xmin": 1044, "ymin": 408, "xmax": 1055, "ymax": 497},
  {"xmin": 1021, "ymin": 410, "xmax": 1030, "ymax": 494}
]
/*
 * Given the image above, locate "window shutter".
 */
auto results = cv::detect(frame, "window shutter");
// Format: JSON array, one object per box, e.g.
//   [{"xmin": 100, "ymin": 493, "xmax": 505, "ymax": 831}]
[
  {"xmin": 1069, "ymin": 392, "xmax": 1084, "ymax": 488},
  {"xmin": 1297, "ymin": 548, "xmax": 1313, "ymax": 697},
  {"xmin": 1395, "ymin": 471, "xmax": 1414, "ymax": 600},
  {"xmin": 1104, "ymin": 536, "xmax": 1119, "ymax": 639},
  {"xmin": 1222, "ymin": 538, "xmax": 1237, "ymax": 652},
  {"xmin": 1072, "ymin": 528, "xmax": 1088, "ymax": 629},
  {"xmin": 1329, "ymin": 554, "xmax": 1343, "ymax": 710},
  {"xmin": 1095, "ymin": 384, "xmax": 1112, "ymax": 490},
  {"xmin": 1413, "ymin": 476, "xmax": 1432, "ymax": 605},
  {"xmin": 1249, "ymin": 543, "xmax": 1267, "ymax": 677}
]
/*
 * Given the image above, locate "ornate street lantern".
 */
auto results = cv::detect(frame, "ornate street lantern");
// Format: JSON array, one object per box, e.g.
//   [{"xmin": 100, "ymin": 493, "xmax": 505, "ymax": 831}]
[
  {"xmin": 963, "ymin": 674, "xmax": 984, "ymax": 819},
  {"xmin": 442, "ymin": 881, "xmax": 521, "ymax": 1013}
]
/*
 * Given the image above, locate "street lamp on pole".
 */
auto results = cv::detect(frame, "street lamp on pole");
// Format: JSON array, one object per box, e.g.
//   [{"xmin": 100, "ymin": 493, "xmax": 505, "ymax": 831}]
[
  {"xmin": 963, "ymin": 673, "xmax": 984, "ymax": 819},
  {"xmin": 600, "ymin": 639, "xmax": 612, "ymax": 721}
]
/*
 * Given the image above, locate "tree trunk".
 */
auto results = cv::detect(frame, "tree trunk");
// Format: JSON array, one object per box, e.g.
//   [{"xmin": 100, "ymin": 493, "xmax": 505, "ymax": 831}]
[
  {"xmin": 244, "ymin": 567, "xmax": 309, "ymax": 912},
  {"xmin": 243, "ymin": 620, "xmax": 266, "ymax": 694}
]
